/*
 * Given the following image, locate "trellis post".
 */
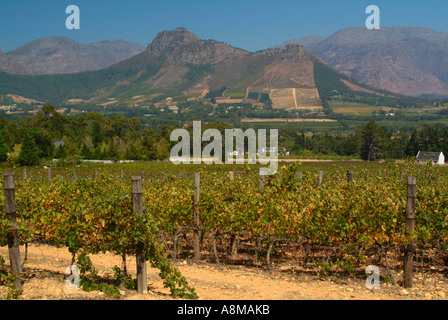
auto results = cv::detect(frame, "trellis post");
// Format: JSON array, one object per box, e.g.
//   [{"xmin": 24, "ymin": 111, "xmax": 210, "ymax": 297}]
[
  {"xmin": 193, "ymin": 172, "xmax": 201, "ymax": 260},
  {"xmin": 404, "ymin": 175, "xmax": 416, "ymax": 288},
  {"xmin": 347, "ymin": 170, "xmax": 353, "ymax": 183},
  {"xmin": 4, "ymin": 173, "xmax": 23, "ymax": 291},
  {"xmin": 132, "ymin": 176, "xmax": 147, "ymax": 293}
]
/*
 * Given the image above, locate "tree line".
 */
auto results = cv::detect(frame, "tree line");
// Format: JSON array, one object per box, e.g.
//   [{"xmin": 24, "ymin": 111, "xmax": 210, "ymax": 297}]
[
  {"xmin": 289, "ymin": 120, "xmax": 448, "ymax": 160},
  {"xmin": 0, "ymin": 105, "xmax": 446, "ymax": 166},
  {"xmin": 0, "ymin": 105, "xmax": 175, "ymax": 166}
]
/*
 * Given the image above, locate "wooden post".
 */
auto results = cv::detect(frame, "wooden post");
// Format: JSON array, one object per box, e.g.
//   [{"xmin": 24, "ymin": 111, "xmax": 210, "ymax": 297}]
[
  {"xmin": 347, "ymin": 170, "xmax": 353, "ymax": 183},
  {"xmin": 4, "ymin": 173, "xmax": 23, "ymax": 291},
  {"xmin": 120, "ymin": 169, "xmax": 126, "ymax": 278},
  {"xmin": 193, "ymin": 172, "xmax": 201, "ymax": 261},
  {"xmin": 404, "ymin": 175, "xmax": 416, "ymax": 289},
  {"xmin": 48, "ymin": 167, "xmax": 52, "ymax": 180},
  {"xmin": 229, "ymin": 171, "xmax": 234, "ymax": 181},
  {"xmin": 23, "ymin": 168, "xmax": 27, "ymax": 180},
  {"xmin": 366, "ymin": 170, "xmax": 369, "ymax": 181},
  {"xmin": 259, "ymin": 173, "xmax": 265, "ymax": 189},
  {"xmin": 318, "ymin": 171, "xmax": 323, "ymax": 187},
  {"xmin": 132, "ymin": 176, "xmax": 147, "ymax": 293},
  {"xmin": 73, "ymin": 168, "xmax": 77, "ymax": 181}
]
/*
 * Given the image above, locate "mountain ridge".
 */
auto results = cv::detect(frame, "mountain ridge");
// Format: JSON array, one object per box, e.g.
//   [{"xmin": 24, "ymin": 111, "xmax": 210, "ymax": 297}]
[
  {"xmin": 5, "ymin": 36, "xmax": 145, "ymax": 75},
  {"xmin": 278, "ymin": 26, "xmax": 448, "ymax": 97},
  {"xmin": 0, "ymin": 27, "xmax": 410, "ymax": 109},
  {"xmin": 3, "ymin": 26, "xmax": 448, "ymax": 98}
]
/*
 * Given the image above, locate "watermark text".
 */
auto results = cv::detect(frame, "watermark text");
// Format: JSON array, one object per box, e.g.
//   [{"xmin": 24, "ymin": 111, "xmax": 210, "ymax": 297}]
[{"xmin": 170, "ymin": 121, "xmax": 278, "ymax": 175}]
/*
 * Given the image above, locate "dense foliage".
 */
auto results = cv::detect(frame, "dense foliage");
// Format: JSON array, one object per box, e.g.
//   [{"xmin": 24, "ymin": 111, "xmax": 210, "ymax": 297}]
[
  {"xmin": 1, "ymin": 160, "xmax": 447, "ymax": 298},
  {"xmin": 0, "ymin": 170, "xmax": 198, "ymax": 299},
  {"xmin": 1, "ymin": 106, "xmax": 448, "ymax": 168}
]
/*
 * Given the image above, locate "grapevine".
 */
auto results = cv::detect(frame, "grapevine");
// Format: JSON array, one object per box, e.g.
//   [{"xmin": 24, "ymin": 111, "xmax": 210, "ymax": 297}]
[{"xmin": 1, "ymin": 160, "xmax": 447, "ymax": 298}]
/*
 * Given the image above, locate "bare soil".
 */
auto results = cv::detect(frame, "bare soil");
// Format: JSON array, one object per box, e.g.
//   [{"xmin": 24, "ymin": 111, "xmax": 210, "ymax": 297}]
[{"xmin": 1, "ymin": 243, "xmax": 447, "ymax": 300}]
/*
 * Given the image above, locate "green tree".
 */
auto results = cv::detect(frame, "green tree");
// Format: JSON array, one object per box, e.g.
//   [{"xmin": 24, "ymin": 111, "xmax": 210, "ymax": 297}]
[
  {"xmin": 42, "ymin": 104, "xmax": 56, "ymax": 116},
  {"xmin": 360, "ymin": 120, "xmax": 382, "ymax": 161},
  {"xmin": 91, "ymin": 121, "xmax": 103, "ymax": 148},
  {"xmin": 107, "ymin": 140, "xmax": 120, "ymax": 160},
  {"xmin": 405, "ymin": 129, "xmax": 419, "ymax": 158},
  {"xmin": 142, "ymin": 129, "xmax": 158, "ymax": 160},
  {"xmin": 125, "ymin": 143, "xmax": 142, "ymax": 160},
  {"xmin": 0, "ymin": 131, "xmax": 8, "ymax": 162},
  {"xmin": 34, "ymin": 130, "xmax": 54, "ymax": 158},
  {"xmin": 338, "ymin": 133, "xmax": 360, "ymax": 156},
  {"xmin": 79, "ymin": 144, "xmax": 93, "ymax": 159},
  {"xmin": 18, "ymin": 130, "xmax": 40, "ymax": 166},
  {"xmin": 54, "ymin": 144, "xmax": 67, "ymax": 159},
  {"xmin": 154, "ymin": 138, "xmax": 170, "ymax": 160}
]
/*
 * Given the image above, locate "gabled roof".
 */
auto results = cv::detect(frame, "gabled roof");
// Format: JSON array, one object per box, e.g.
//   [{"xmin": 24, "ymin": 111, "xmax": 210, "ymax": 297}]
[
  {"xmin": 53, "ymin": 140, "xmax": 65, "ymax": 148},
  {"xmin": 416, "ymin": 151, "xmax": 443, "ymax": 161}
]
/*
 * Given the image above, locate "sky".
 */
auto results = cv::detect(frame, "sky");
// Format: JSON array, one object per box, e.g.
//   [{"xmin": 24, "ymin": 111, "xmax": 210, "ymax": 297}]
[{"xmin": 1, "ymin": 0, "xmax": 448, "ymax": 52}]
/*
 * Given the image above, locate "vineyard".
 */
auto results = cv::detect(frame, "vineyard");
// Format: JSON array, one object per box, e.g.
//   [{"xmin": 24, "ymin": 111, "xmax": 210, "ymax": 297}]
[{"xmin": 1, "ymin": 159, "xmax": 448, "ymax": 300}]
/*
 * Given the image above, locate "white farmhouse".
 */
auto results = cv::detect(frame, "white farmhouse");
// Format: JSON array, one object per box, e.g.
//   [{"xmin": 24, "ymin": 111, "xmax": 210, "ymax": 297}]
[{"xmin": 416, "ymin": 151, "xmax": 445, "ymax": 165}]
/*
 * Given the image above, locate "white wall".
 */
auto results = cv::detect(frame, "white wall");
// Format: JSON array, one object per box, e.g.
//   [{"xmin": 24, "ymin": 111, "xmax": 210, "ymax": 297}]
[{"xmin": 439, "ymin": 153, "xmax": 445, "ymax": 165}]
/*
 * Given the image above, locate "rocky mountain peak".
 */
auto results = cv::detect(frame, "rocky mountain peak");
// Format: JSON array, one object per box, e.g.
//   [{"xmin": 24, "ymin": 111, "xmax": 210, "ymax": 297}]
[
  {"xmin": 281, "ymin": 44, "xmax": 310, "ymax": 60},
  {"xmin": 147, "ymin": 27, "xmax": 201, "ymax": 56},
  {"xmin": 146, "ymin": 27, "xmax": 249, "ymax": 65}
]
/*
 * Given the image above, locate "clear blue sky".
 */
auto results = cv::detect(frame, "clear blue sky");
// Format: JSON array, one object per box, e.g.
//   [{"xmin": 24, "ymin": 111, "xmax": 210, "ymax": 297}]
[{"xmin": 1, "ymin": 0, "xmax": 448, "ymax": 52}]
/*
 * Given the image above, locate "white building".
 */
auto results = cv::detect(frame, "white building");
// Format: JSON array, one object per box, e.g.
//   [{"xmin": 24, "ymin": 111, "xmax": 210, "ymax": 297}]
[
  {"xmin": 416, "ymin": 151, "xmax": 445, "ymax": 165},
  {"xmin": 257, "ymin": 147, "xmax": 289, "ymax": 156}
]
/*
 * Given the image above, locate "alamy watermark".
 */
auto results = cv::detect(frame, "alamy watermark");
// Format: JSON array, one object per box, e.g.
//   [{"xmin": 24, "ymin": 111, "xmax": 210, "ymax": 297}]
[
  {"xmin": 65, "ymin": 265, "xmax": 80, "ymax": 289},
  {"xmin": 365, "ymin": 265, "xmax": 380, "ymax": 290},
  {"xmin": 66, "ymin": 5, "xmax": 80, "ymax": 30},
  {"xmin": 65, "ymin": 5, "xmax": 379, "ymax": 31},
  {"xmin": 170, "ymin": 121, "xmax": 279, "ymax": 175},
  {"xmin": 366, "ymin": 5, "xmax": 380, "ymax": 30}
]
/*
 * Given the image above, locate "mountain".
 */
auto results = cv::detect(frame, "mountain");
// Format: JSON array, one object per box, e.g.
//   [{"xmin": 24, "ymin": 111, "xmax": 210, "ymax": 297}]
[
  {"xmin": 279, "ymin": 27, "xmax": 448, "ymax": 97},
  {"xmin": 273, "ymin": 35, "xmax": 325, "ymax": 49},
  {"xmin": 146, "ymin": 27, "xmax": 249, "ymax": 65},
  {"xmin": 0, "ymin": 49, "xmax": 32, "ymax": 75},
  {"xmin": 6, "ymin": 36, "xmax": 145, "ymax": 74},
  {"xmin": 0, "ymin": 27, "xmax": 398, "ymax": 108}
]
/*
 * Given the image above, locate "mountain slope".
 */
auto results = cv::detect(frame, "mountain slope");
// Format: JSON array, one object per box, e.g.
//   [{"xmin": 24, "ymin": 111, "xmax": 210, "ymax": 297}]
[
  {"xmin": 281, "ymin": 27, "xmax": 448, "ymax": 97},
  {"xmin": 0, "ymin": 27, "xmax": 399, "ymax": 108},
  {"xmin": 6, "ymin": 37, "xmax": 145, "ymax": 74},
  {"xmin": 273, "ymin": 35, "xmax": 325, "ymax": 49},
  {"xmin": 0, "ymin": 49, "xmax": 32, "ymax": 75}
]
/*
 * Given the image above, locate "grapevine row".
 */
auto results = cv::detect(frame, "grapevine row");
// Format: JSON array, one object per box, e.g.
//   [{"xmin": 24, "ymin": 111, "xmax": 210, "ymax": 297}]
[{"xmin": 1, "ymin": 160, "xmax": 447, "ymax": 297}]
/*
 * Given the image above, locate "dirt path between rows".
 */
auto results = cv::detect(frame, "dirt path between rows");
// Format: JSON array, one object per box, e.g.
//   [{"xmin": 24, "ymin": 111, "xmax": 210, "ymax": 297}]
[{"xmin": 1, "ymin": 243, "xmax": 447, "ymax": 300}]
